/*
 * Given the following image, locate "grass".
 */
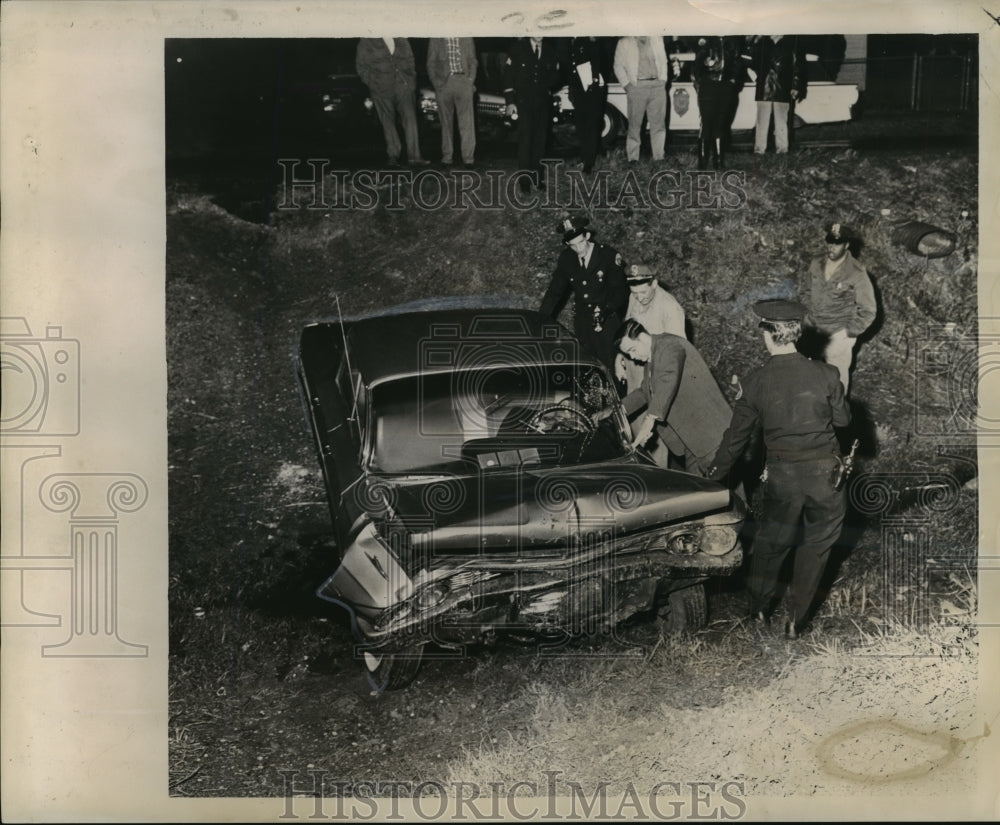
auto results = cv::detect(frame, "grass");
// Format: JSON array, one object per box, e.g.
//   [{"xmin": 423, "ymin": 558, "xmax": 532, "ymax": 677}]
[{"xmin": 167, "ymin": 134, "xmax": 980, "ymax": 796}]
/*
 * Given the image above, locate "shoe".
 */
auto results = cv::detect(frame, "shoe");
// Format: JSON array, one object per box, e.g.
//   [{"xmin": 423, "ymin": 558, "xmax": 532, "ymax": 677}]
[
  {"xmin": 386, "ymin": 158, "xmax": 402, "ymax": 168},
  {"xmin": 463, "ymin": 162, "xmax": 475, "ymax": 170},
  {"xmin": 627, "ymin": 160, "xmax": 638, "ymax": 168},
  {"xmin": 408, "ymin": 158, "xmax": 431, "ymax": 166}
]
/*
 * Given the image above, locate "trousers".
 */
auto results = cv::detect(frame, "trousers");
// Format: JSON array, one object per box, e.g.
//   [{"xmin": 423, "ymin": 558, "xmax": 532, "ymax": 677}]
[
  {"xmin": 437, "ymin": 74, "xmax": 476, "ymax": 164},
  {"xmin": 625, "ymin": 80, "xmax": 667, "ymax": 161},
  {"xmin": 754, "ymin": 100, "xmax": 790, "ymax": 154},
  {"xmin": 371, "ymin": 81, "xmax": 423, "ymax": 163},
  {"xmin": 747, "ymin": 457, "xmax": 846, "ymax": 623},
  {"xmin": 824, "ymin": 327, "xmax": 857, "ymax": 392}
]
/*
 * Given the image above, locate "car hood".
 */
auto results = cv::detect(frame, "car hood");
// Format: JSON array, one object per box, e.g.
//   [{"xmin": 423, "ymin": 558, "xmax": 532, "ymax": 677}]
[{"xmin": 380, "ymin": 463, "xmax": 732, "ymax": 556}]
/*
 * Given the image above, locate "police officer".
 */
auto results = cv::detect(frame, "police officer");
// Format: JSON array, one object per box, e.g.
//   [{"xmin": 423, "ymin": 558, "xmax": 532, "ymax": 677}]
[
  {"xmin": 503, "ymin": 37, "xmax": 561, "ymax": 192},
  {"xmin": 540, "ymin": 216, "xmax": 629, "ymax": 373},
  {"xmin": 708, "ymin": 299, "xmax": 851, "ymax": 638},
  {"xmin": 566, "ymin": 37, "xmax": 609, "ymax": 173}
]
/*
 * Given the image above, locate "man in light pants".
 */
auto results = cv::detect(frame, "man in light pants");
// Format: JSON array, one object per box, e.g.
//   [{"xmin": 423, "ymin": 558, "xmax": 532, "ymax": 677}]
[
  {"xmin": 804, "ymin": 222, "xmax": 877, "ymax": 393},
  {"xmin": 750, "ymin": 35, "xmax": 803, "ymax": 155},
  {"xmin": 613, "ymin": 36, "xmax": 669, "ymax": 164},
  {"xmin": 427, "ymin": 37, "xmax": 477, "ymax": 167}
]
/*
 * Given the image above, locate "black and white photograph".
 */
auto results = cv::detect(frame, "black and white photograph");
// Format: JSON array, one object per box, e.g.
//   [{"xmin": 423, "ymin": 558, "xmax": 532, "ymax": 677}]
[{"xmin": 2, "ymin": 1, "xmax": 999, "ymax": 821}]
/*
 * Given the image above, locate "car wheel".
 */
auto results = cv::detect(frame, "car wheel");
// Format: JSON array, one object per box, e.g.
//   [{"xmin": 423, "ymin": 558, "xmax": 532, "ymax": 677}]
[
  {"xmin": 600, "ymin": 104, "xmax": 625, "ymax": 149},
  {"xmin": 658, "ymin": 584, "xmax": 708, "ymax": 634},
  {"xmin": 361, "ymin": 644, "xmax": 424, "ymax": 693}
]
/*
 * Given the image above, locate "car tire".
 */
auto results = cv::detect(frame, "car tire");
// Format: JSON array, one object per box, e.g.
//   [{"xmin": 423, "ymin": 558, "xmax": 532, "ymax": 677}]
[
  {"xmin": 361, "ymin": 644, "xmax": 423, "ymax": 693},
  {"xmin": 658, "ymin": 584, "xmax": 708, "ymax": 634},
  {"xmin": 600, "ymin": 104, "xmax": 625, "ymax": 149}
]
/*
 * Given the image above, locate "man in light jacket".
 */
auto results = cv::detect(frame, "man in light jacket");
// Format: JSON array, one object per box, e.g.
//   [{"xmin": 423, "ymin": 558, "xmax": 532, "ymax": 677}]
[
  {"xmin": 427, "ymin": 38, "xmax": 478, "ymax": 167},
  {"xmin": 613, "ymin": 36, "xmax": 669, "ymax": 163}
]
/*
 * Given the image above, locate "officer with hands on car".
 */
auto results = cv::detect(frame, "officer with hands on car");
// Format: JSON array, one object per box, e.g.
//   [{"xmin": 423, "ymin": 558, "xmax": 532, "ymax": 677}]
[
  {"xmin": 707, "ymin": 299, "xmax": 851, "ymax": 639},
  {"xmin": 539, "ymin": 215, "xmax": 629, "ymax": 374}
]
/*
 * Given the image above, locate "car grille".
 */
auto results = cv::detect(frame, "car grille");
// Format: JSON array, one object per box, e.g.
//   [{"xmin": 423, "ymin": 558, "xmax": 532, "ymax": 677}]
[{"xmin": 477, "ymin": 98, "xmax": 506, "ymax": 118}]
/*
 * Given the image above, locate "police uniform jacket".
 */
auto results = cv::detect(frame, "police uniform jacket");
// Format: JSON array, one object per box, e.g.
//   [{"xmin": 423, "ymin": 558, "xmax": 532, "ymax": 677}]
[
  {"xmin": 539, "ymin": 242, "xmax": 629, "ymax": 337},
  {"xmin": 693, "ymin": 36, "xmax": 743, "ymax": 90},
  {"xmin": 805, "ymin": 252, "xmax": 877, "ymax": 338},
  {"xmin": 710, "ymin": 351, "xmax": 850, "ymax": 481},
  {"xmin": 622, "ymin": 334, "xmax": 732, "ymax": 465},
  {"xmin": 502, "ymin": 39, "xmax": 562, "ymax": 107},
  {"xmin": 567, "ymin": 38, "xmax": 608, "ymax": 97}
]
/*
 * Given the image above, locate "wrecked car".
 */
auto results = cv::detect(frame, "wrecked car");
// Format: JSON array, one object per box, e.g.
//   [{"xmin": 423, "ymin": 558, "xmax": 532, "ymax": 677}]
[{"xmin": 296, "ymin": 305, "xmax": 745, "ymax": 691}]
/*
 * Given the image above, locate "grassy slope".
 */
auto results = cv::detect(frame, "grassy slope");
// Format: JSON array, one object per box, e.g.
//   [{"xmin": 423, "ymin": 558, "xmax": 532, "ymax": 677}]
[{"xmin": 167, "ymin": 139, "xmax": 981, "ymax": 797}]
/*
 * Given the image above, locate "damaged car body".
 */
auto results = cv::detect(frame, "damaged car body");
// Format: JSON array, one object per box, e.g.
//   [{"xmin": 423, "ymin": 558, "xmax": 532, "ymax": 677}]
[{"xmin": 296, "ymin": 306, "xmax": 745, "ymax": 690}]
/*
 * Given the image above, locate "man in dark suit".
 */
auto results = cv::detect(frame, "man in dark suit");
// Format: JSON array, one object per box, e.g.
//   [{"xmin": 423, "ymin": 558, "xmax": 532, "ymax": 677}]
[
  {"xmin": 502, "ymin": 36, "xmax": 561, "ymax": 191},
  {"xmin": 356, "ymin": 37, "xmax": 429, "ymax": 167},
  {"xmin": 614, "ymin": 319, "xmax": 732, "ymax": 474},
  {"xmin": 427, "ymin": 38, "xmax": 478, "ymax": 167}
]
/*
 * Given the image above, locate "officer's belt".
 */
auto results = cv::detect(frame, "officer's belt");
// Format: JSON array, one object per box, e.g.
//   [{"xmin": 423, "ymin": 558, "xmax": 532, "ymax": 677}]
[{"xmin": 766, "ymin": 447, "xmax": 838, "ymax": 462}]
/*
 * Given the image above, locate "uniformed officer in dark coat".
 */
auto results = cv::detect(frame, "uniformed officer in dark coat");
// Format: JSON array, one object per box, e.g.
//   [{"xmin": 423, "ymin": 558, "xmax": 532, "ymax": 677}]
[
  {"xmin": 503, "ymin": 37, "xmax": 561, "ymax": 191},
  {"xmin": 566, "ymin": 37, "xmax": 609, "ymax": 173},
  {"xmin": 708, "ymin": 299, "xmax": 851, "ymax": 638},
  {"xmin": 539, "ymin": 216, "xmax": 629, "ymax": 373}
]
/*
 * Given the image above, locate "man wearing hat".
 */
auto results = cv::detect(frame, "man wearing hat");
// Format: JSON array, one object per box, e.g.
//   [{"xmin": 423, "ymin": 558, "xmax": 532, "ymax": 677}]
[
  {"xmin": 617, "ymin": 262, "xmax": 686, "ymax": 393},
  {"xmin": 611, "ymin": 318, "xmax": 732, "ymax": 475},
  {"xmin": 539, "ymin": 216, "xmax": 629, "ymax": 372},
  {"xmin": 708, "ymin": 299, "xmax": 851, "ymax": 638},
  {"xmin": 804, "ymin": 222, "xmax": 877, "ymax": 392}
]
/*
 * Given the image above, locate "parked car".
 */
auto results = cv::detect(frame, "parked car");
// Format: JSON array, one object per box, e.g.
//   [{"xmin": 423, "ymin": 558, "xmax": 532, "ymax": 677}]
[
  {"xmin": 296, "ymin": 303, "xmax": 745, "ymax": 691},
  {"xmin": 418, "ymin": 48, "xmax": 858, "ymax": 149}
]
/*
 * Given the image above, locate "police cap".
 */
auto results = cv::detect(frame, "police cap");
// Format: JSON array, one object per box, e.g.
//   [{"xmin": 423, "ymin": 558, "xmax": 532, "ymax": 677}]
[
  {"xmin": 752, "ymin": 299, "xmax": 806, "ymax": 322},
  {"xmin": 626, "ymin": 264, "xmax": 655, "ymax": 283},
  {"xmin": 825, "ymin": 222, "xmax": 852, "ymax": 244},
  {"xmin": 560, "ymin": 215, "xmax": 591, "ymax": 243}
]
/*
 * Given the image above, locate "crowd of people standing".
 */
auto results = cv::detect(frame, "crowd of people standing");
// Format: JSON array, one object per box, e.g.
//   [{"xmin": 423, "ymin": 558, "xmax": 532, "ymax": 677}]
[{"xmin": 355, "ymin": 35, "xmax": 815, "ymax": 182}]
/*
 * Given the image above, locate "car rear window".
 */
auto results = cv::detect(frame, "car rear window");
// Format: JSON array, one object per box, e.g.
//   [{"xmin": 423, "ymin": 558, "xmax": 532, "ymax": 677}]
[{"xmin": 369, "ymin": 364, "xmax": 628, "ymax": 474}]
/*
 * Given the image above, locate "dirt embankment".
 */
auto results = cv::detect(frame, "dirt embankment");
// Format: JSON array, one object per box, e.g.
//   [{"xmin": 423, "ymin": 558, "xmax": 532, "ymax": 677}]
[{"xmin": 168, "ymin": 140, "xmax": 980, "ymax": 799}]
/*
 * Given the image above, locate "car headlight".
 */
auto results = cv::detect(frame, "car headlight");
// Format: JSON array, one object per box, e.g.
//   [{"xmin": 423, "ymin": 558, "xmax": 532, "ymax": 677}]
[
  {"xmin": 700, "ymin": 524, "xmax": 738, "ymax": 556},
  {"xmin": 415, "ymin": 581, "xmax": 449, "ymax": 610}
]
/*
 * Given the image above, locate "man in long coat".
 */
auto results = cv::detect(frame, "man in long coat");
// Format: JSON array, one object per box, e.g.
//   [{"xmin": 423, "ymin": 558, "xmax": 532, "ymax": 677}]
[{"xmin": 615, "ymin": 319, "xmax": 731, "ymax": 474}]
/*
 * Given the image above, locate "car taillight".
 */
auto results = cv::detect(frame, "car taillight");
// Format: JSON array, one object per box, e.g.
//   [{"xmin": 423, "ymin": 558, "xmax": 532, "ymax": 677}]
[{"xmin": 700, "ymin": 525, "xmax": 738, "ymax": 556}]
